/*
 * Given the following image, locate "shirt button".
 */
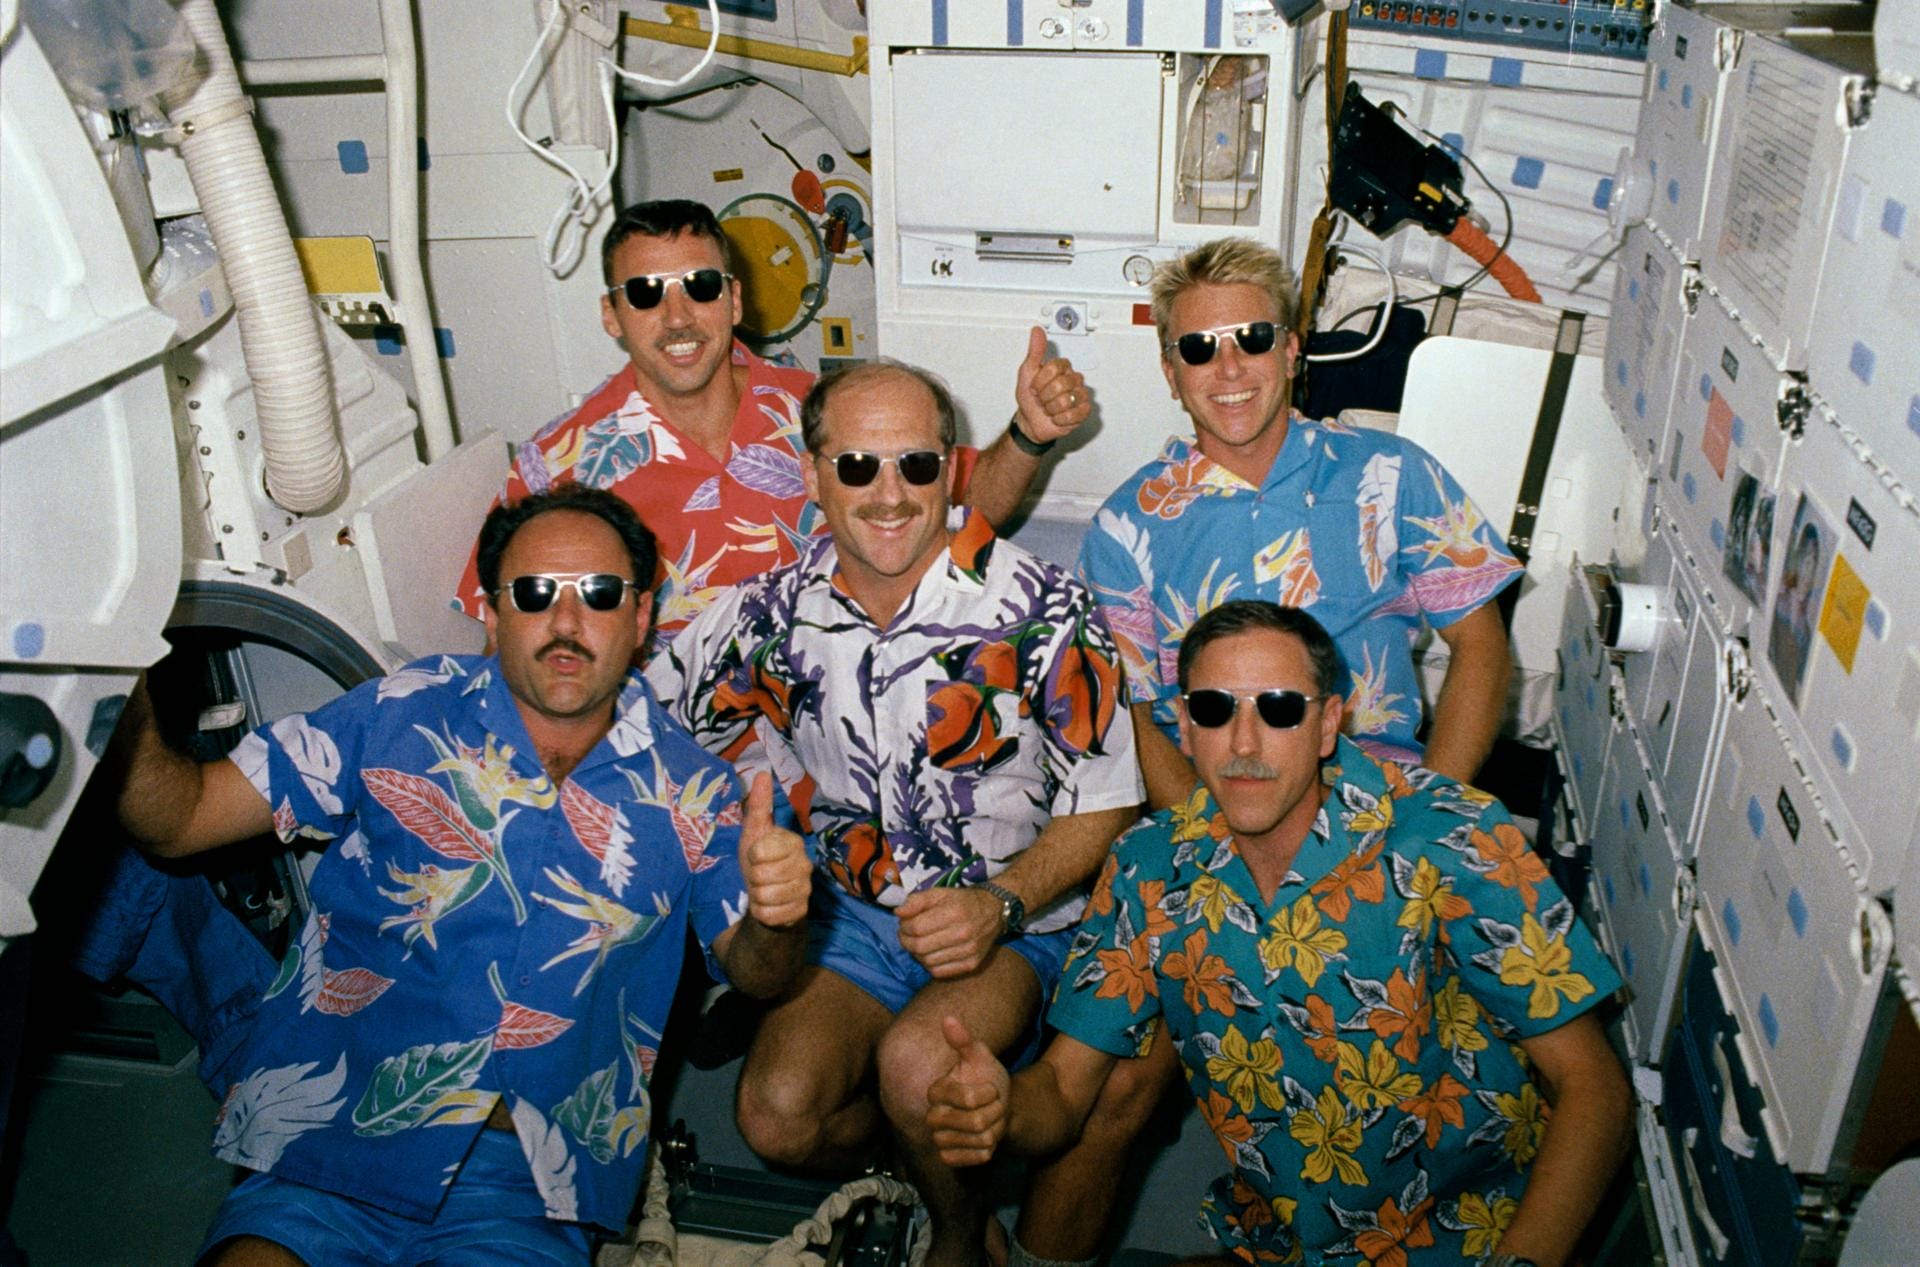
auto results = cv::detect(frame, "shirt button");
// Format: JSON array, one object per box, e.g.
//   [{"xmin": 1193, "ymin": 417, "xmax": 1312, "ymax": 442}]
[
  {"xmin": 519, "ymin": 976, "xmax": 531, "ymax": 986},
  {"xmin": 1305, "ymin": 491, "xmax": 1316, "ymax": 508}
]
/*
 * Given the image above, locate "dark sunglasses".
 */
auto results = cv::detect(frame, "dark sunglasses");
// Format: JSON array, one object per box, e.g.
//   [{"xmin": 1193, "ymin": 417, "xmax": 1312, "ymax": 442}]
[
  {"xmin": 608, "ymin": 268, "xmax": 732, "ymax": 310},
  {"xmin": 823, "ymin": 450, "xmax": 947, "ymax": 488},
  {"xmin": 1165, "ymin": 320, "xmax": 1278, "ymax": 366},
  {"xmin": 1182, "ymin": 687, "xmax": 1322, "ymax": 730},
  {"xmin": 495, "ymin": 572, "xmax": 637, "ymax": 614}
]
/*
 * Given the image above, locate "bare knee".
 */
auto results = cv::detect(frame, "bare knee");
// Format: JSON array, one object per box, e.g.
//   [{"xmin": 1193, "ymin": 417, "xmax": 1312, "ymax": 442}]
[
  {"xmin": 736, "ymin": 1052, "xmax": 837, "ymax": 1166},
  {"xmin": 1077, "ymin": 1045, "xmax": 1177, "ymax": 1143},
  {"xmin": 874, "ymin": 1015, "xmax": 953, "ymax": 1134},
  {"xmin": 200, "ymin": 1236, "xmax": 308, "ymax": 1267}
]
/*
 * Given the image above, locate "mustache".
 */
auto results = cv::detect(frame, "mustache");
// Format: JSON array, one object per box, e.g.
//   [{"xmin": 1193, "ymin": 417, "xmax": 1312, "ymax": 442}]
[
  {"xmin": 537, "ymin": 638, "xmax": 593, "ymax": 664},
  {"xmin": 1219, "ymin": 757, "xmax": 1278, "ymax": 779},
  {"xmin": 856, "ymin": 503, "xmax": 921, "ymax": 523}
]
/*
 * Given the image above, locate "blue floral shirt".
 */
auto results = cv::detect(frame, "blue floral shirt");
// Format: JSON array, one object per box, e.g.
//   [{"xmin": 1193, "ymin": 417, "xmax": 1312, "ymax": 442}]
[
  {"xmin": 1078, "ymin": 420, "xmax": 1521, "ymax": 763},
  {"xmin": 1049, "ymin": 738, "xmax": 1620, "ymax": 1263},
  {"xmin": 648, "ymin": 510, "xmax": 1143, "ymax": 932},
  {"xmin": 219, "ymin": 655, "xmax": 746, "ymax": 1231}
]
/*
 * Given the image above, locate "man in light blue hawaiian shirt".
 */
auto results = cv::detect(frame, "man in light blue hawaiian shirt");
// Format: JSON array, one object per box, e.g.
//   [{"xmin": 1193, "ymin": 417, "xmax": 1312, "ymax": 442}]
[
  {"xmin": 647, "ymin": 361, "xmax": 1143, "ymax": 1267},
  {"xmin": 1017, "ymin": 236, "xmax": 1527, "ymax": 1267},
  {"xmin": 928, "ymin": 601, "xmax": 1630, "ymax": 1266},
  {"xmin": 105, "ymin": 485, "xmax": 811, "ymax": 1266}
]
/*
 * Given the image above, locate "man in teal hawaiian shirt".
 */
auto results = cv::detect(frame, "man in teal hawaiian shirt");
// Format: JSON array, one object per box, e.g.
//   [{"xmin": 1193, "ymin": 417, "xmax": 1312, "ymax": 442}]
[
  {"xmin": 929, "ymin": 602, "xmax": 1630, "ymax": 1266},
  {"xmin": 105, "ymin": 485, "xmax": 812, "ymax": 1265},
  {"xmin": 647, "ymin": 361, "xmax": 1143, "ymax": 1267}
]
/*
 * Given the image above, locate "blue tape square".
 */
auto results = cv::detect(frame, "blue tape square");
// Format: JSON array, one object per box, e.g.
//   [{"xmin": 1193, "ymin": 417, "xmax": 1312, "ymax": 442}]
[
  {"xmin": 1619, "ymin": 797, "xmax": 1631, "ymax": 828},
  {"xmin": 1710, "ymin": 519, "xmax": 1725, "ymax": 548},
  {"xmin": 1638, "ymin": 862, "xmax": 1652, "ymax": 896},
  {"xmin": 374, "ymin": 326, "xmax": 403, "ymax": 356},
  {"xmin": 1415, "ymin": 49, "xmax": 1448, "ymax": 80},
  {"xmin": 1883, "ymin": 198, "xmax": 1907, "ymax": 239},
  {"xmin": 1682, "ymin": 473, "xmax": 1697, "ymax": 503},
  {"xmin": 1440, "ymin": 132, "xmax": 1465, "ymax": 157},
  {"xmin": 1700, "ymin": 373, "xmax": 1712, "ymax": 400},
  {"xmin": 1747, "ymin": 796, "xmax": 1765, "ymax": 838},
  {"xmin": 1681, "ymin": 83, "xmax": 1693, "ymax": 108},
  {"xmin": 1635, "ymin": 391, "xmax": 1646, "ymax": 418},
  {"xmin": 199, "ymin": 288, "xmax": 215, "ymax": 318},
  {"xmin": 1850, "ymin": 341, "xmax": 1876, "ymax": 385},
  {"xmin": 434, "ymin": 327, "xmax": 456, "ymax": 359},
  {"xmin": 1622, "ymin": 941, "xmax": 1636, "ymax": 978},
  {"xmin": 1908, "ymin": 396, "xmax": 1920, "ymax": 440},
  {"xmin": 1759, "ymin": 993, "xmax": 1779, "ymax": 1046},
  {"xmin": 1657, "ymin": 68, "xmax": 1669, "ymax": 92},
  {"xmin": 1512, "ymin": 156, "xmax": 1545, "ymax": 190},
  {"xmin": 1723, "ymin": 897, "xmax": 1742, "ymax": 946},
  {"xmin": 1490, "ymin": 57, "xmax": 1523, "ymax": 87},
  {"xmin": 1595, "ymin": 177, "xmax": 1615, "ymax": 211},
  {"xmin": 1616, "ymin": 358, "xmax": 1630, "ymax": 384},
  {"xmin": 338, "ymin": 139, "xmax": 370, "ymax": 175},
  {"xmin": 1007, "ymin": 0, "xmax": 1022, "ymax": 45},
  {"xmin": 1603, "ymin": 874, "xmax": 1616, "ymax": 906},
  {"xmin": 1667, "ymin": 178, "xmax": 1681, "ymax": 205},
  {"xmin": 1787, "ymin": 888, "xmax": 1808, "ymax": 937},
  {"xmin": 1865, "ymin": 599, "xmax": 1886, "ymax": 639},
  {"xmin": 1731, "ymin": 416, "xmax": 1745, "ymax": 446},
  {"xmin": 1831, "ymin": 725, "xmax": 1854, "ymax": 769}
]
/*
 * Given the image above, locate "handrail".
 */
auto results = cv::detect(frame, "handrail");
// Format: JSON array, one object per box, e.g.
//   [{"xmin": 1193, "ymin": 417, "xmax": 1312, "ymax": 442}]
[
  {"xmin": 234, "ymin": 0, "xmax": 456, "ymax": 462},
  {"xmin": 623, "ymin": 8, "xmax": 868, "ymax": 78}
]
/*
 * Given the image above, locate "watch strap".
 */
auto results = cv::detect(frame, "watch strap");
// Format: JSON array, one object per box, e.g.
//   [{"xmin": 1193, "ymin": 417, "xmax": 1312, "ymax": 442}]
[
  {"xmin": 981, "ymin": 881, "xmax": 1027, "ymax": 935},
  {"xmin": 1007, "ymin": 416, "xmax": 1057, "ymax": 457}
]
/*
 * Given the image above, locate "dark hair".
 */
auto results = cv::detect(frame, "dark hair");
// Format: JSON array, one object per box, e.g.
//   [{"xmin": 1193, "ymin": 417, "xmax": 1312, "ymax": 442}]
[
  {"xmin": 601, "ymin": 199, "xmax": 733, "ymax": 286},
  {"xmin": 1177, "ymin": 600, "xmax": 1341, "ymax": 697},
  {"xmin": 800, "ymin": 359, "xmax": 960, "ymax": 454},
  {"xmin": 476, "ymin": 484, "xmax": 658, "ymax": 605}
]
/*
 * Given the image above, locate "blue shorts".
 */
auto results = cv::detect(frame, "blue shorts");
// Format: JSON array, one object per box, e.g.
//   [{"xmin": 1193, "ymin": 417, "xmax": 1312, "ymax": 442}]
[
  {"xmin": 807, "ymin": 883, "xmax": 1072, "ymax": 1067},
  {"xmin": 197, "ymin": 1127, "xmax": 593, "ymax": 1266}
]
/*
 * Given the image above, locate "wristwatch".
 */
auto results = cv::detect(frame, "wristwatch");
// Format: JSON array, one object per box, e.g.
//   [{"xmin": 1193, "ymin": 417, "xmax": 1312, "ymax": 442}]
[
  {"xmin": 981, "ymin": 882, "xmax": 1027, "ymax": 936},
  {"xmin": 1007, "ymin": 415, "xmax": 1056, "ymax": 457}
]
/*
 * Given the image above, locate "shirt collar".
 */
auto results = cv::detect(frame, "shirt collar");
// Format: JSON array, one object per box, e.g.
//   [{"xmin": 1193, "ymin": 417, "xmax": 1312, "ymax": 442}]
[
  {"xmin": 476, "ymin": 655, "xmax": 658, "ymax": 775},
  {"xmin": 807, "ymin": 505, "xmax": 998, "ymax": 619},
  {"xmin": 1157, "ymin": 413, "xmax": 1318, "ymax": 493}
]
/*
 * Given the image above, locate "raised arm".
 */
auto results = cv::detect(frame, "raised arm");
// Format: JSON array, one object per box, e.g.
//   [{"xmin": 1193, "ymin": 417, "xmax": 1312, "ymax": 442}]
[
  {"xmin": 896, "ymin": 802, "xmax": 1139, "ymax": 980},
  {"xmin": 1132, "ymin": 702, "xmax": 1200, "ymax": 811},
  {"xmin": 1492, "ymin": 1012, "xmax": 1634, "ymax": 1265},
  {"xmin": 109, "ymin": 678, "xmax": 274, "ymax": 858},
  {"xmin": 964, "ymin": 326, "xmax": 1093, "ymax": 526},
  {"xmin": 711, "ymin": 773, "xmax": 811, "ymax": 998},
  {"xmin": 1423, "ymin": 601, "xmax": 1512, "ymax": 782},
  {"xmin": 927, "ymin": 1020, "xmax": 1120, "ymax": 1165}
]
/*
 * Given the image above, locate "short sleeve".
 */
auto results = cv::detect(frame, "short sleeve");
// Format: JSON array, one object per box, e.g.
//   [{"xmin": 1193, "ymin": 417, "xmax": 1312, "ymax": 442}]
[
  {"xmin": 1393, "ymin": 441, "xmax": 1522, "ymax": 628},
  {"xmin": 685, "ymin": 766, "xmax": 750, "ymax": 983},
  {"xmin": 1439, "ymin": 802, "xmax": 1623, "ymax": 1038},
  {"xmin": 1035, "ymin": 592, "xmax": 1146, "ymax": 817},
  {"xmin": 230, "ymin": 679, "xmax": 380, "ymax": 843},
  {"xmin": 1076, "ymin": 506, "xmax": 1168, "ymax": 710},
  {"xmin": 1046, "ymin": 844, "xmax": 1165, "ymax": 1058},
  {"xmin": 643, "ymin": 580, "xmax": 767, "ymax": 763}
]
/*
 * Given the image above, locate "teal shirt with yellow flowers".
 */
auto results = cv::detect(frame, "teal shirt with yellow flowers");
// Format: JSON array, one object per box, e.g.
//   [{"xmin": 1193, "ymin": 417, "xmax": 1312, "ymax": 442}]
[{"xmin": 1048, "ymin": 737, "xmax": 1620, "ymax": 1265}]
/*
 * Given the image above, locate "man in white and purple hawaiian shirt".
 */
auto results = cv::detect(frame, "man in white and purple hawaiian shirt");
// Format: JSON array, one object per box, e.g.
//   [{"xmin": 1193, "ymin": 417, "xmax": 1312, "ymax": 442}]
[
  {"xmin": 647, "ymin": 361, "xmax": 1143, "ymax": 1267},
  {"xmin": 104, "ymin": 485, "xmax": 811, "ymax": 1265}
]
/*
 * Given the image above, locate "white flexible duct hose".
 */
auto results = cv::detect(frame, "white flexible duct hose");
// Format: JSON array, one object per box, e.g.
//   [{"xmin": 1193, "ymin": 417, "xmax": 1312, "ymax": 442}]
[{"xmin": 171, "ymin": 0, "xmax": 344, "ymax": 513}]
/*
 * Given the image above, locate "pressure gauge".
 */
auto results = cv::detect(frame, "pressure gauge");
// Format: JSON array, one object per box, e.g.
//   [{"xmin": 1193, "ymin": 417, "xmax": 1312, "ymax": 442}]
[{"xmin": 1122, "ymin": 254, "xmax": 1155, "ymax": 287}]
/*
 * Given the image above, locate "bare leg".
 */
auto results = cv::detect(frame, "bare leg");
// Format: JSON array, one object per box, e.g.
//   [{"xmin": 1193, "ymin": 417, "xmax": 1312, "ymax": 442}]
[
  {"xmin": 202, "ymin": 1236, "xmax": 308, "ymax": 1266},
  {"xmin": 879, "ymin": 948, "xmax": 1043, "ymax": 1267},
  {"xmin": 1013, "ymin": 1021, "xmax": 1181, "ymax": 1261},
  {"xmin": 735, "ymin": 965, "xmax": 894, "ymax": 1170}
]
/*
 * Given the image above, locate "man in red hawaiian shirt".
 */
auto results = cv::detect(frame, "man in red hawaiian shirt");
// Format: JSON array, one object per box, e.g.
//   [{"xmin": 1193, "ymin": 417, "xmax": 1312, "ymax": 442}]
[{"xmin": 454, "ymin": 199, "xmax": 1092, "ymax": 646}]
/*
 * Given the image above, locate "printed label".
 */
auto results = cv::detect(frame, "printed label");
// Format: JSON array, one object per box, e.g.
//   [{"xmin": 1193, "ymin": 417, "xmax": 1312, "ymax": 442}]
[{"xmin": 1776, "ymin": 787, "xmax": 1800, "ymax": 841}]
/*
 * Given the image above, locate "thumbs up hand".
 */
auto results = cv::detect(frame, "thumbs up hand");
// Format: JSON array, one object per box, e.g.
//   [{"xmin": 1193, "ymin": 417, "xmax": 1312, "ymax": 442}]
[
  {"xmin": 926, "ymin": 1015, "xmax": 1011, "ymax": 1168},
  {"xmin": 740, "ymin": 772, "xmax": 810, "ymax": 930},
  {"xmin": 1012, "ymin": 325, "xmax": 1092, "ymax": 447}
]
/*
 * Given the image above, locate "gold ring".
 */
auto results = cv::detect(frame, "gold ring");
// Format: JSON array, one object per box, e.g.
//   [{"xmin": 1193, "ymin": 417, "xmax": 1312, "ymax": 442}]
[{"xmin": 1068, "ymin": 392, "xmax": 1078, "ymax": 406}]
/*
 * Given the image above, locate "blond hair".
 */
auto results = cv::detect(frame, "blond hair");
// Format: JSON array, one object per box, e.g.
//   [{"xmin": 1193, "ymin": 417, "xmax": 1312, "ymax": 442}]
[{"xmin": 1149, "ymin": 237, "xmax": 1298, "ymax": 346}]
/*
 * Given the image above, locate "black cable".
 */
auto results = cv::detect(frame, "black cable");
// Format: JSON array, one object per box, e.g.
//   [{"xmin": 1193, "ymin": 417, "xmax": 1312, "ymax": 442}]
[{"xmin": 1393, "ymin": 109, "xmax": 1516, "ymax": 297}]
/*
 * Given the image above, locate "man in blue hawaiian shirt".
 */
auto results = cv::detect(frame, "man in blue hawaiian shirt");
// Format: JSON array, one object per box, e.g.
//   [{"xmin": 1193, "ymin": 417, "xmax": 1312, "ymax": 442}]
[
  {"xmin": 1018, "ymin": 236, "xmax": 1526, "ymax": 1267},
  {"xmin": 928, "ymin": 601, "xmax": 1630, "ymax": 1267},
  {"xmin": 104, "ymin": 485, "xmax": 812, "ymax": 1265},
  {"xmin": 647, "ymin": 361, "xmax": 1143, "ymax": 1267}
]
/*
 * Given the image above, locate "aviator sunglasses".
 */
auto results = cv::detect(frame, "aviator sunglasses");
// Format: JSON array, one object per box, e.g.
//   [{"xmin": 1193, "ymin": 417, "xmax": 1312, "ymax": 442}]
[
  {"xmin": 608, "ymin": 268, "xmax": 733, "ymax": 310},
  {"xmin": 823, "ymin": 450, "xmax": 947, "ymax": 488},
  {"xmin": 1164, "ymin": 320, "xmax": 1278, "ymax": 367},
  {"xmin": 1182, "ymin": 687, "xmax": 1323, "ymax": 730},
  {"xmin": 494, "ymin": 573, "xmax": 638, "ymax": 614}
]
